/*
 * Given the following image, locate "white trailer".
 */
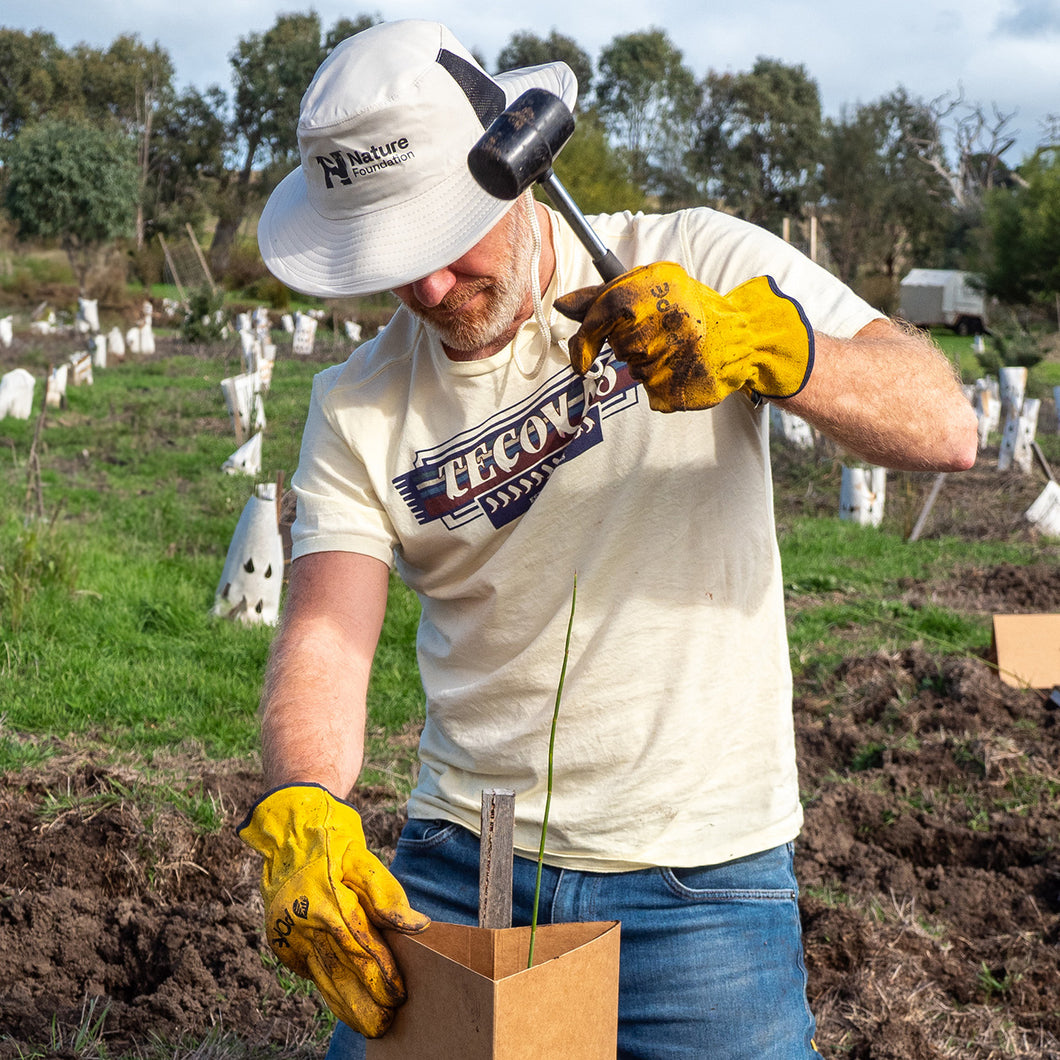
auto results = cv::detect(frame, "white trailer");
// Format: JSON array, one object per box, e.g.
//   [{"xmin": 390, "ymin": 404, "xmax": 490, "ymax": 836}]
[{"xmin": 899, "ymin": 269, "xmax": 987, "ymax": 335}]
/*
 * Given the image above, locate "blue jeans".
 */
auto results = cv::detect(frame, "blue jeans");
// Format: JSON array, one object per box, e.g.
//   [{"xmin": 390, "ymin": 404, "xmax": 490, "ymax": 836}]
[{"xmin": 326, "ymin": 819, "xmax": 818, "ymax": 1059}]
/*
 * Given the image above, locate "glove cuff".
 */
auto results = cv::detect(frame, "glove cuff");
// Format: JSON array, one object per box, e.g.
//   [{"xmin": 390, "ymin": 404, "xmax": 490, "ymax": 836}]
[
  {"xmin": 237, "ymin": 782, "xmax": 366, "ymax": 861},
  {"xmin": 738, "ymin": 275, "xmax": 815, "ymax": 401},
  {"xmin": 236, "ymin": 782, "xmax": 348, "ymax": 833}
]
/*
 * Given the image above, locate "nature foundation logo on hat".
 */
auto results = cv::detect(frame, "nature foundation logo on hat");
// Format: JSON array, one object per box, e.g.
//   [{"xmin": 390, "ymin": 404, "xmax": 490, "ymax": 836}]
[{"xmin": 257, "ymin": 20, "xmax": 577, "ymax": 298}]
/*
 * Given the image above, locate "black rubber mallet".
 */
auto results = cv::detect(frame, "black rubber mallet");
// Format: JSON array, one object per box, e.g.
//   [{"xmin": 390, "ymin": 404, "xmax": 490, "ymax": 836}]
[{"xmin": 468, "ymin": 88, "xmax": 626, "ymax": 282}]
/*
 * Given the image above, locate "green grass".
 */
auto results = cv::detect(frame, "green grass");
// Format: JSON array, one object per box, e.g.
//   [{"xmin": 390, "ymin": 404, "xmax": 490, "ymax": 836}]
[
  {"xmin": 931, "ymin": 329, "xmax": 984, "ymax": 381},
  {"xmin": 38, "ymin": 773, "xmax": 229, "ymax": 835},
  {"xmin": 0, "ymin": 346, "xmax": 423, "ymax": 772},
  {"xmin": 1, "ymin": 340, "xmax": 1055, "ymax": 779},
  {"xmin": 932, "ymin": 326, "xmax": 1060, "ymax": 399},
  {"xmin": 778, "ymin": 512, "xmax": 1043, "ymax": 675}
]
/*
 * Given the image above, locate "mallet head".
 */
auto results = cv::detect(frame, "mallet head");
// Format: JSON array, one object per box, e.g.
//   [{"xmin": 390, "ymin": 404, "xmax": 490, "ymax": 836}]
[{"xmin": 468, "ymin": 88, "xmax": 576, "ymax": 201}]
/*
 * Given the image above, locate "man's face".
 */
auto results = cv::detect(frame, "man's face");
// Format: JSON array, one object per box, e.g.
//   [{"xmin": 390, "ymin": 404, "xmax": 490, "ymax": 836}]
[{"xmin": 392, "ymin": 201, "xmax": 535, "ymax": 355}]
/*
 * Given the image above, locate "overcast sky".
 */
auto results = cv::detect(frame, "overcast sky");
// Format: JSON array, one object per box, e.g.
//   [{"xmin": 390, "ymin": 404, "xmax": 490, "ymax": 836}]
[{"xmin": 3, "ymin": 0, "xmax": 1058, "ymax": 161}]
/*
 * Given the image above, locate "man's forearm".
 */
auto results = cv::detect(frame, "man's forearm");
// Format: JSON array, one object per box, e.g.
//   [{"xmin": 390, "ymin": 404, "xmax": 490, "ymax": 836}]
[
  {"xmin": 260, "ymin": 621, "xmax": 369, "ymax": 796},
  {"xmin": 779, "ymin": 318, "xmax": 979, "ymax": 472},
  {"xmin": 257, "ymin": 550, "xmax": 390, "ymax": 799}
]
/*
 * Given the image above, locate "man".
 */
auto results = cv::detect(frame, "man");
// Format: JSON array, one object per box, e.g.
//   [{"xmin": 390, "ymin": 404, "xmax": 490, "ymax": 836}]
[{"xmin": 238, "ymin": 19, "xmax": 979, "ymax": 1060}]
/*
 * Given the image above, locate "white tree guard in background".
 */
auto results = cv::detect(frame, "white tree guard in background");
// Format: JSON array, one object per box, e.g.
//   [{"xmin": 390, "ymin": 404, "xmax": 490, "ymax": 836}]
[
  {"xmin": 76, "ymin": 298, "xmax": 100, "ymax": 334},
  {"xmin": 0, "ymin": 368, "xmax": 35, "ymax": 419},
  {"xmin": 107, "ymin": 327, "xmax": 126, "ymax": 357},
  {"xmin": 221, "ymin": 371, "xmax": 268, "ymax": 444},
  {"xmin": 1026, "ymin": 480, "xmax": 1060, "ymax": 537},
  {"xmin": 222, "ymin": 432, "xmax": 263, "ymax": 476},
  {"xmin": 998, "ymin": 365, "xmax": 1027, "ymax": 423},
  {"xmin": 126, "ymin": 322, "xmax": 156, "ymax": 354},
  {"xmin": 221, "ymin": 372, "xmax": 256, "ymax": 441},
  {"xmin": 213, "ymin": 482, "xmax": 284, "ymax": 625},
  {"xmin": 45, "ymin": 364, "xmax": 68, "ymax": 408},
  {"xmin": 974, "ymin": 378, "xmax": 1000, "ymax": 448},
  {"xmin": 91, "ymin": 333, "xmax": 108, "ymax": 368},
  {"xmin": 69, "ymin": 352, "xmax": 93, "ymax": 387},
  {"xmin": 29, "ymin": 311, "xmax": 56, "ymax": 335},
  {"xmin": 0, "ymin": 316, "xmax": 13, "ymax": 348},
  {"xmin": 840, "ymin": 465, "xmax": 886, "ymax": 527},
  {"xmin": 239, "ymin": 328, "xmax": 261, "ymax": 373},
  {"xmin": 292, "ymin": 313, "xmax": 317, "ymax": 355},
  {"xmin": 238, "ymin": 330, "xmax": 276, "ymax": 386},
  {"xmin": 257, "ymin": 355, "xmax": 275, "ymax": 392},
  {"xmin": 126, "ymin": 301, "xmax": 155, "ymax": 355},
  {"xmin": 769, "ymin": 405, "xmax": 814, "ymax": 449},
  {"xmin": 998, "ymin": 398, "xmax": 1040, "ymax": 473}
]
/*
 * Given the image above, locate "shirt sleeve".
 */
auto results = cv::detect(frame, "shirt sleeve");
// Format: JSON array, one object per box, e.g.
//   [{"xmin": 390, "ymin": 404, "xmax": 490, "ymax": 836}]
[
  {"xmin": 676, "ymin": 207, "xmax": 886, "ymax": 339},
  {"xmin": 289, "ymin": 368, "xmax": 397, "ymax": 567}
]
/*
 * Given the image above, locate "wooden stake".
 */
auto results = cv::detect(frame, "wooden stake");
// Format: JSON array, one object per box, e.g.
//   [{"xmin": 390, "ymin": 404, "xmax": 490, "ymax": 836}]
[
  {"xmin": 478, "ymin": 788, "xmax": 515, "ymax": 929},
  {"xmin": 274, "ymin": 470, "xmax": 285, "ymax": 527},
  {"xmin": 186, "ymin": 222, "xmax": 218, "ymax": 294},
  {"xmin": 1032, "ymin": 441, "xmax": 1057, "ymax": 484},
  {"xmin": 24, "ymin": 403, "xmax": 47, "ymax": 520},
  {"xmin": 908, "ymin": 472, "xmax": 947, "ymax": 542},
  {"xmin": 157, "ymin": 234, "xmax": 187, "ymax": 304}
]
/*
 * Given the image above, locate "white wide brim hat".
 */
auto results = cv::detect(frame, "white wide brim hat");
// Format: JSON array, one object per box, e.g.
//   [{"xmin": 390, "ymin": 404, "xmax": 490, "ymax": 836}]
[{"xmin": 258, "ymin": 20, "xmax": 577, "ymax": 298}]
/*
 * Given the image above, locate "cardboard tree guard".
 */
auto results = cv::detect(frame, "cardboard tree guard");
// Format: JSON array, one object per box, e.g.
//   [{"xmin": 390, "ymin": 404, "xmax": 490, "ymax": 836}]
[
  {"xmin": 366, "ymin": 920, "xmax": 621, "ymax": 1059},
  {"xmin": 991, "ymin": 613, "xmax": 1060, "ymax": 689}
]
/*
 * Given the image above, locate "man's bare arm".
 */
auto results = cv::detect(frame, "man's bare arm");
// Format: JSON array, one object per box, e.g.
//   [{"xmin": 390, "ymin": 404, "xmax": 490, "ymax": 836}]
[
  {"xmin": 260, "ymin": 550, "xmax": 391, "ymax": 797},
  {"xmin": 779, "ymin": 317, "xmax": 979, "ymax": 472}
]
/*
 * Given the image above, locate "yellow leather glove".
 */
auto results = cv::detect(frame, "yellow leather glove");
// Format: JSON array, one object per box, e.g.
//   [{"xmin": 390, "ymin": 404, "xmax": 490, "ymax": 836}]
[
  {"xmin": 555, "ymin": 262, "xmax": 814, "ymax": 413},
  {"xmin": 237, "ymin": 784, "xmax": 430, "ymax": 1038}
]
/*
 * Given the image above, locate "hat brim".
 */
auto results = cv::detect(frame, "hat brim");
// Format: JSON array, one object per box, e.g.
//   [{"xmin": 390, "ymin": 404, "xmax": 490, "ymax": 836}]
[{"xmin": 258, "ymin": 63, "xmax": 577, "ymax": 298}]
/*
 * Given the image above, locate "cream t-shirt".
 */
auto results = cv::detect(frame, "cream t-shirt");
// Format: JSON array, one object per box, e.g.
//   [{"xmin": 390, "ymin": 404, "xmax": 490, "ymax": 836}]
[{"xmin": 291, "ymin": 207, "xmax": 883, "ymax": 870}]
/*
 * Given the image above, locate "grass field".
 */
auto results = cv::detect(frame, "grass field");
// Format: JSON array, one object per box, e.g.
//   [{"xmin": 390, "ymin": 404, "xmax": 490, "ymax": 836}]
[
  {"xmin": 1, "ymin": 328, "xmax": 1056, "ymax": 774},
  {"xmin": 0, "ymin": 342, "xmax": 423, "ymax": 781}
]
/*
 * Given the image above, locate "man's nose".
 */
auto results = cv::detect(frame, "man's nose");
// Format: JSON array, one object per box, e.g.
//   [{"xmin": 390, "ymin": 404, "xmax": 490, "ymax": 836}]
[{"xmin": 410, "ymin": 268, "xmax": 457, "ymax": 308}]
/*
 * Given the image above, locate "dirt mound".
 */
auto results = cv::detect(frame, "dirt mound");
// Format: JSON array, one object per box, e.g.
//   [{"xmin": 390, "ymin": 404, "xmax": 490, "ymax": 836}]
[
  {"xmin": 0, "ymin": 761, "xmax": 402, "ymax": 1058},
  {"xmin": 902, "ymin": 560, "xmax": 1060, "ymax": 613},
  {"xmin": 1, "ymin": 622, "xmax": 1058, "ymax": 1059},
  {"xmin": 796, "ymin": 643, "xmax": 1060, "ymax": 1058}
]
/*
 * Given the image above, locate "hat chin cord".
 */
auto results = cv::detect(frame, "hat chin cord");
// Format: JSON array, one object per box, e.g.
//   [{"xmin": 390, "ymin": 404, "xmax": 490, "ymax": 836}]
[{"xmin": 514, "ymin": 190, "xmax": 555, "ymax": 378}]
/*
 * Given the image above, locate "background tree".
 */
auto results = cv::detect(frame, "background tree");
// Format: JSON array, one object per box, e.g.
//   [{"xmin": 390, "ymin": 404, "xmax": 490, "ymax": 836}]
[
  {"xmin": 551, "ymin": 110, "xmax": 645, "ymax": 215},
  {"xmin": 73, "ymin": 35, "xmax": 175, "ymax": 249},
  {"xmin": 904, "ymin": 91, "xmax": 1024, "ymax": 270},
  {"xmin": 691, "ymin": 57, "xmax": 821, "ymax": 232},
  {"xmin": 2, "ymin": 118, "xmax": 138, "ymax": 293},
  {"xmin": 1040, "ymin": 114, "xmax": 1060, "ymax": 151},
  {"xmin": 979, "ymin": 147, "xmax": 1060, "ymax": 308},
  {"xmin": 817, "ymin": 107, "xmax": 888, "ymax": 286},
  {"xmin": 324, "ymin": 14, "xmax": 382, "ymax": 54},
  {"xmin": 210, "ymin": 12, "xmax": 387, "ymax": 276},
  {"xmin": 495, "ymin": 29, "xmax": 594, "ymax": 100},
  {"xmin": 147, "ymin": 86, "xmax": 229, "ymax": 238},
  {"xmin": 210, "ymin": 11, "xmax": 327, "ymax": 274},
  {"xmin": 819, "ymin": 89, "xmax": 953, "ymax": 305},
  {"xmin": 595, "ymin": 29, "xmax": 699, "ymax": 201},
  {"xmin": 493, "ymin": 29, "xmax": 638, "ymax": 214},
  {"xmin": 912, "ymin": 92, "xmax": 1019, "ymax": 213},
  {"xmin": 0, "ymin": 29, "xmax": 82, "ymax": 139}
]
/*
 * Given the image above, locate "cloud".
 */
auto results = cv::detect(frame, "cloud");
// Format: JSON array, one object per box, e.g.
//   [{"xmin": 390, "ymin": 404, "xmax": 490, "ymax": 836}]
[{"xmin": 996, "ymin": 0, "xmax": 1060, "ymax": 36}]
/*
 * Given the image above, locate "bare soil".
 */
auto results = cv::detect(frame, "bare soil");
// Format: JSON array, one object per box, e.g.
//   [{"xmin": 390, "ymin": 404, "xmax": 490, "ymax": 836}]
[
  {"xmin": 5, "ymin": 629, "xmax": 1058, "ymax": 1059},
  {"xmin": 2, "ymin": 342, "xmax": 1060, "ymax": 1057}
]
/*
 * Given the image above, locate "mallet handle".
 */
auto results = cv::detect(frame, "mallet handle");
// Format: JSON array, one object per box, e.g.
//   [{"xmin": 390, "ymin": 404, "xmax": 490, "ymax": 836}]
[{"xmin": 539, "ymin": 171, "xmax": 626, "ymax": 282}]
